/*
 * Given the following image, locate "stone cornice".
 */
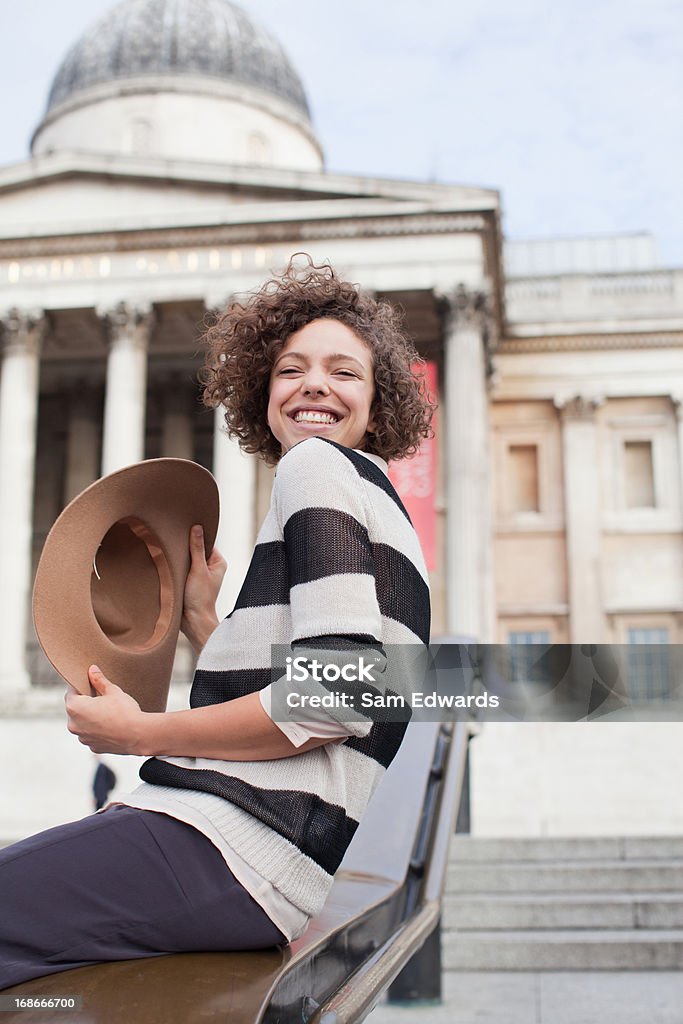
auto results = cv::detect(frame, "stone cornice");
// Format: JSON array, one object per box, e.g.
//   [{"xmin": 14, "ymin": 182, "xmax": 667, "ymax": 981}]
[
  {"xmin": 0, "ymin": 149, "xmax": 498, "ymax": 201},
  {"xmin": 498, "ymin": 604, "xmax": 569, "ymax": 617},
  {"xmin": 500, "ymin": 332, "xmax": 683, "ymax": 353},
  {"xmin": 605, "ymin": 604, "xmax": 683, "ymax": 617},
  {"xmin": 0, "ymin": 211, "xmax": 490, "ymax": 260}
]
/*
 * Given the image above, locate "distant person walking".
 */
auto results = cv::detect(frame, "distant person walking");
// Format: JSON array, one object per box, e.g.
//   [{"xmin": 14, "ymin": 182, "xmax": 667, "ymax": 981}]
[{"xmin": 92, "ymin": 757, "xmax": 117, "ymax": 811}]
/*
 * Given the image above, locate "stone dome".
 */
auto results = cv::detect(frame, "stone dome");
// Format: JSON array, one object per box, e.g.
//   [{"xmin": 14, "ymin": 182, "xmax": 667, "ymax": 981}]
[
  {"xmin": 32, "ymin": 0, "xmax": 323, "ymax": 171},
  {"xmin": 46, "ymin": 0, "xmax": 311, "ymax": 119}
]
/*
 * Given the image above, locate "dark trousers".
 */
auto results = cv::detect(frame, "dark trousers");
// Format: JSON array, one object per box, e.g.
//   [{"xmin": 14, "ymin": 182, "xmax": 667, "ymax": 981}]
[{"xmin": 0, "ymin": 805, "xmax": 285, "ymax": 991}]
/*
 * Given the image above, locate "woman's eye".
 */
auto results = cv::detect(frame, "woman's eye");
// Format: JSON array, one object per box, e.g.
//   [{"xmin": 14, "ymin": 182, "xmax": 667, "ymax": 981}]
[
  {"xmin": 335, "ymin": 370, "xmax": 357, "ymax": 378},
  {"xmin": 278, "ymin": 367, "xmax": 301, "ymax": 375}
]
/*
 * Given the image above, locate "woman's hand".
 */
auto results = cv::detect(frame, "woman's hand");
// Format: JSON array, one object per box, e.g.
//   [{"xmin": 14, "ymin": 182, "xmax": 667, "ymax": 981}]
[
  {"xmin": 181, "ymin": 525, "xmax": 226, "ymax": 654},
  {"xmin": 67, "ymin": 667, "xmax": 332, "ymax": 762},
  {"xmin": 65, "ymin": 666, "xmax": 148, "ymax": 756}
]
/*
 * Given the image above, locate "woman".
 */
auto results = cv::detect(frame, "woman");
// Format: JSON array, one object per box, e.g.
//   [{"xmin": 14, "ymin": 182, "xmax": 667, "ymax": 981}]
[{"xmin": 0, "ymin": 259, "xmax": 433, "ymax": 989}]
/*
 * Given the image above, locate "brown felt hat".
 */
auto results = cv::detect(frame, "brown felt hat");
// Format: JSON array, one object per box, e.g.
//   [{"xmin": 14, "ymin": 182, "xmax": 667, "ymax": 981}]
[{"xmin": 32, "ymin": 459, "xmax": 220, "ymax": 713}]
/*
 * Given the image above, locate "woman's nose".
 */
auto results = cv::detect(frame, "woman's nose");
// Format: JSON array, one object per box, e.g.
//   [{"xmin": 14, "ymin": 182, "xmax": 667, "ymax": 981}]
[{"xmin": 301, "ymin": 371, "xmax": 329, "ymax": 396}]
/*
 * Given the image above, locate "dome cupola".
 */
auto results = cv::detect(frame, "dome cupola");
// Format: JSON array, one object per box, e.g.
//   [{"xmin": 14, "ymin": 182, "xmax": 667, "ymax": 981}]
[{"xmin": 32, "ymin": 0, "xmax": 323, "ymax": 171}]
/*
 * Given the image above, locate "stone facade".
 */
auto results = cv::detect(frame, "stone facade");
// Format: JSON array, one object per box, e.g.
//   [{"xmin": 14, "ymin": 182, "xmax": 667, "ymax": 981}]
[{"xmin": 0, "ymin": 0, "xmax": 681, "ymax": 839}]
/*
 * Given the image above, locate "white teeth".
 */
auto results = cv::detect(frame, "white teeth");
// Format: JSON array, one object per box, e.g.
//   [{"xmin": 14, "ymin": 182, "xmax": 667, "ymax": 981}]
[{"xmin": 293, "ymin": 411, "xmax": 339, "ymax": 424}]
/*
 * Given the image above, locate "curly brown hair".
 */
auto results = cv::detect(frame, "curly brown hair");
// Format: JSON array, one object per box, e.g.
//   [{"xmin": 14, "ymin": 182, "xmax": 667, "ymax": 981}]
[{"xmin": 200, "ymin": 257, "xmax": 435, "ymax": 465}]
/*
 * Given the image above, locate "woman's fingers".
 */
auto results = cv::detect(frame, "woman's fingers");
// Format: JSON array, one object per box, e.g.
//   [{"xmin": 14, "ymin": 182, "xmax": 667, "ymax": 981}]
[
  {"xmin": 88, "ymin": 665, "xmax": 117, "ymax": 694},
  {"xmin": 190, "ymin": 525, "xmax": 207, "ymax": 564},
  {"xmin": 189, "ymin": 525, "xmax": 226, "ymax": 581}
]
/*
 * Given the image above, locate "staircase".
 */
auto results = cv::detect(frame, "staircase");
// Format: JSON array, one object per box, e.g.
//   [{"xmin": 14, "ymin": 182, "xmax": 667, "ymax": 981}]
[{"xmin": 445, "ymin": 836, "xmax": 683, "ymax": 970}]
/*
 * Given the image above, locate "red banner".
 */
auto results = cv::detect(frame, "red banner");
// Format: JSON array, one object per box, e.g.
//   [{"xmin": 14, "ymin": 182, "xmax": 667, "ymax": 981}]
[{"xmin": 388, "ymin": 361, "xmax": 438, "ymax": 571}]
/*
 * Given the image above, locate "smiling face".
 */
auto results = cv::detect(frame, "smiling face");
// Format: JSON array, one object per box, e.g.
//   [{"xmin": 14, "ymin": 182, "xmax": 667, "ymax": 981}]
[{"xmin": 267, "ymin": 318, "xmax": 376, "ymax": 456}]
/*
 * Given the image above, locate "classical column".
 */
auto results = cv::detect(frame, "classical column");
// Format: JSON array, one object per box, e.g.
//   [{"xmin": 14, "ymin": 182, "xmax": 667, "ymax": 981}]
[
  {"xmin": 673, "ymin": 395, "xmax": 683, "ymax": 513},
  {"xmin": 440, "ymin": 285, "xmax": 495, "ymax": 641},
  {"xmin": 64, "ymin": 385, "xmax": 100, "ymax": 503},
  {"xmin": 555, "ymin": 394, "xmax": 605, "ymax": 642},
  {"xmin": 100, "ymin": 303, "xmax": 153, "ymax": 476},
  {"xmin": 0, "ymin": 310, "xmax": 45, "ymax": 690},
  {"xmin": 212, "ymin": 406, "xmax": 256, "ymax": 619},
  {"xmin": 160, "ymin": 380, "xmax": 195, "ymax": 461}
]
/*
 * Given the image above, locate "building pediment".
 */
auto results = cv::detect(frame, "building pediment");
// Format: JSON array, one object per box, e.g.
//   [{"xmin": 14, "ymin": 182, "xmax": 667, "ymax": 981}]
[{"xmin": 0, "ymin": 150, "xmax": 499, "ymax": 242}]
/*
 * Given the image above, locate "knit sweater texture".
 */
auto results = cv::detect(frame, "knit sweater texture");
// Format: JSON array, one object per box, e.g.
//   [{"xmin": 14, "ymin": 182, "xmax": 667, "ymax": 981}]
[{"xmin": 140, "ymin": 438, "xmax": 430, "ymax": 917}]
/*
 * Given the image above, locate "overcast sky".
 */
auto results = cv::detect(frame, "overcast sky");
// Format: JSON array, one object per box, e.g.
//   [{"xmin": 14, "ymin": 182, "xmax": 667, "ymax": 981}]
[{"xmin": 3, "ymin": 0, "xmax": 682, "ymax": 264}]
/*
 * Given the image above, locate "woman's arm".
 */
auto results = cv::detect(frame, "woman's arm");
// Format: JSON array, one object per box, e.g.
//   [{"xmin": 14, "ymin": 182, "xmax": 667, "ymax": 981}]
[{"xmin": 65, "ymin": 667, "xmax": 331, "ymax": 759}]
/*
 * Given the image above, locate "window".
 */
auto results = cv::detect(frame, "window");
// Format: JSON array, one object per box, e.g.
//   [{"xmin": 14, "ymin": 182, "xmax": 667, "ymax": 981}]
[
  {"xmin": 508, "ymin": 445, "xmax": 540, "ymax": 513},
  {"xmin": 626, "ymin": 627, "xmax": 670, "ymax": 700},
  {"xmin": 509, "ymin": 631, "xmax": 552, "ymax": 645},
  {"xmin": 624, "ymin": 440, "xmax": 655, "ymax": 508},
  {"xmin": 507, "ymin": 630, "xmax": 551, "ymax": 682}
]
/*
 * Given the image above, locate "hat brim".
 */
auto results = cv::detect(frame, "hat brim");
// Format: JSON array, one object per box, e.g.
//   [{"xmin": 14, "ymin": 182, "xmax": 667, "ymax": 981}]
[{"xmin": 33, "ymin": 459, "xmax": 220, "ymax": 712}]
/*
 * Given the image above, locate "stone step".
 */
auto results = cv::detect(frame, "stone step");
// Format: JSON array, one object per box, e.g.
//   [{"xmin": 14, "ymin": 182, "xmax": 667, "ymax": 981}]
[
  {"xmin": 449, "ymin": 835, "xmax": 683, "ymax": 862},
  {"xmin": 444, "ymin": 892, "xmax": 683, "ymax": 930},
  {"xmin": 444, "ymin": 929, "xmax": 683, "ymax": 970},
  {"xmin": 447, "ymin": 860, "xmax": 683, "ymax": 893}
]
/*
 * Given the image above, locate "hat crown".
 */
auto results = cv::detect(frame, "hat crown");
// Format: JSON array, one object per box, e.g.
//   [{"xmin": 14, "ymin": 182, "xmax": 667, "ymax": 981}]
[{"xmin": 91, "ymin": 516, "xmax": 173, "ymax": 652}]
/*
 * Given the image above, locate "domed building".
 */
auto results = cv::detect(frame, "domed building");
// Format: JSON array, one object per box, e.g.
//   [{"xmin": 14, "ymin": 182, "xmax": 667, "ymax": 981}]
[
  {"xmin": 0, "ymin": 0, "xmax": 682, "ymax": 849},
  {"xmin": 32, "ymin": 0, "xmax": 322, "ymax": 170}
]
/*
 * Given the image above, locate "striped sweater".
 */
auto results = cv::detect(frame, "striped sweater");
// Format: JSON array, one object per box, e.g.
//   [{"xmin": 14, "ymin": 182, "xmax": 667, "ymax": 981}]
[{"xmin": 139, "ymin": 438, "xmax": 430, "ymax": 917}]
